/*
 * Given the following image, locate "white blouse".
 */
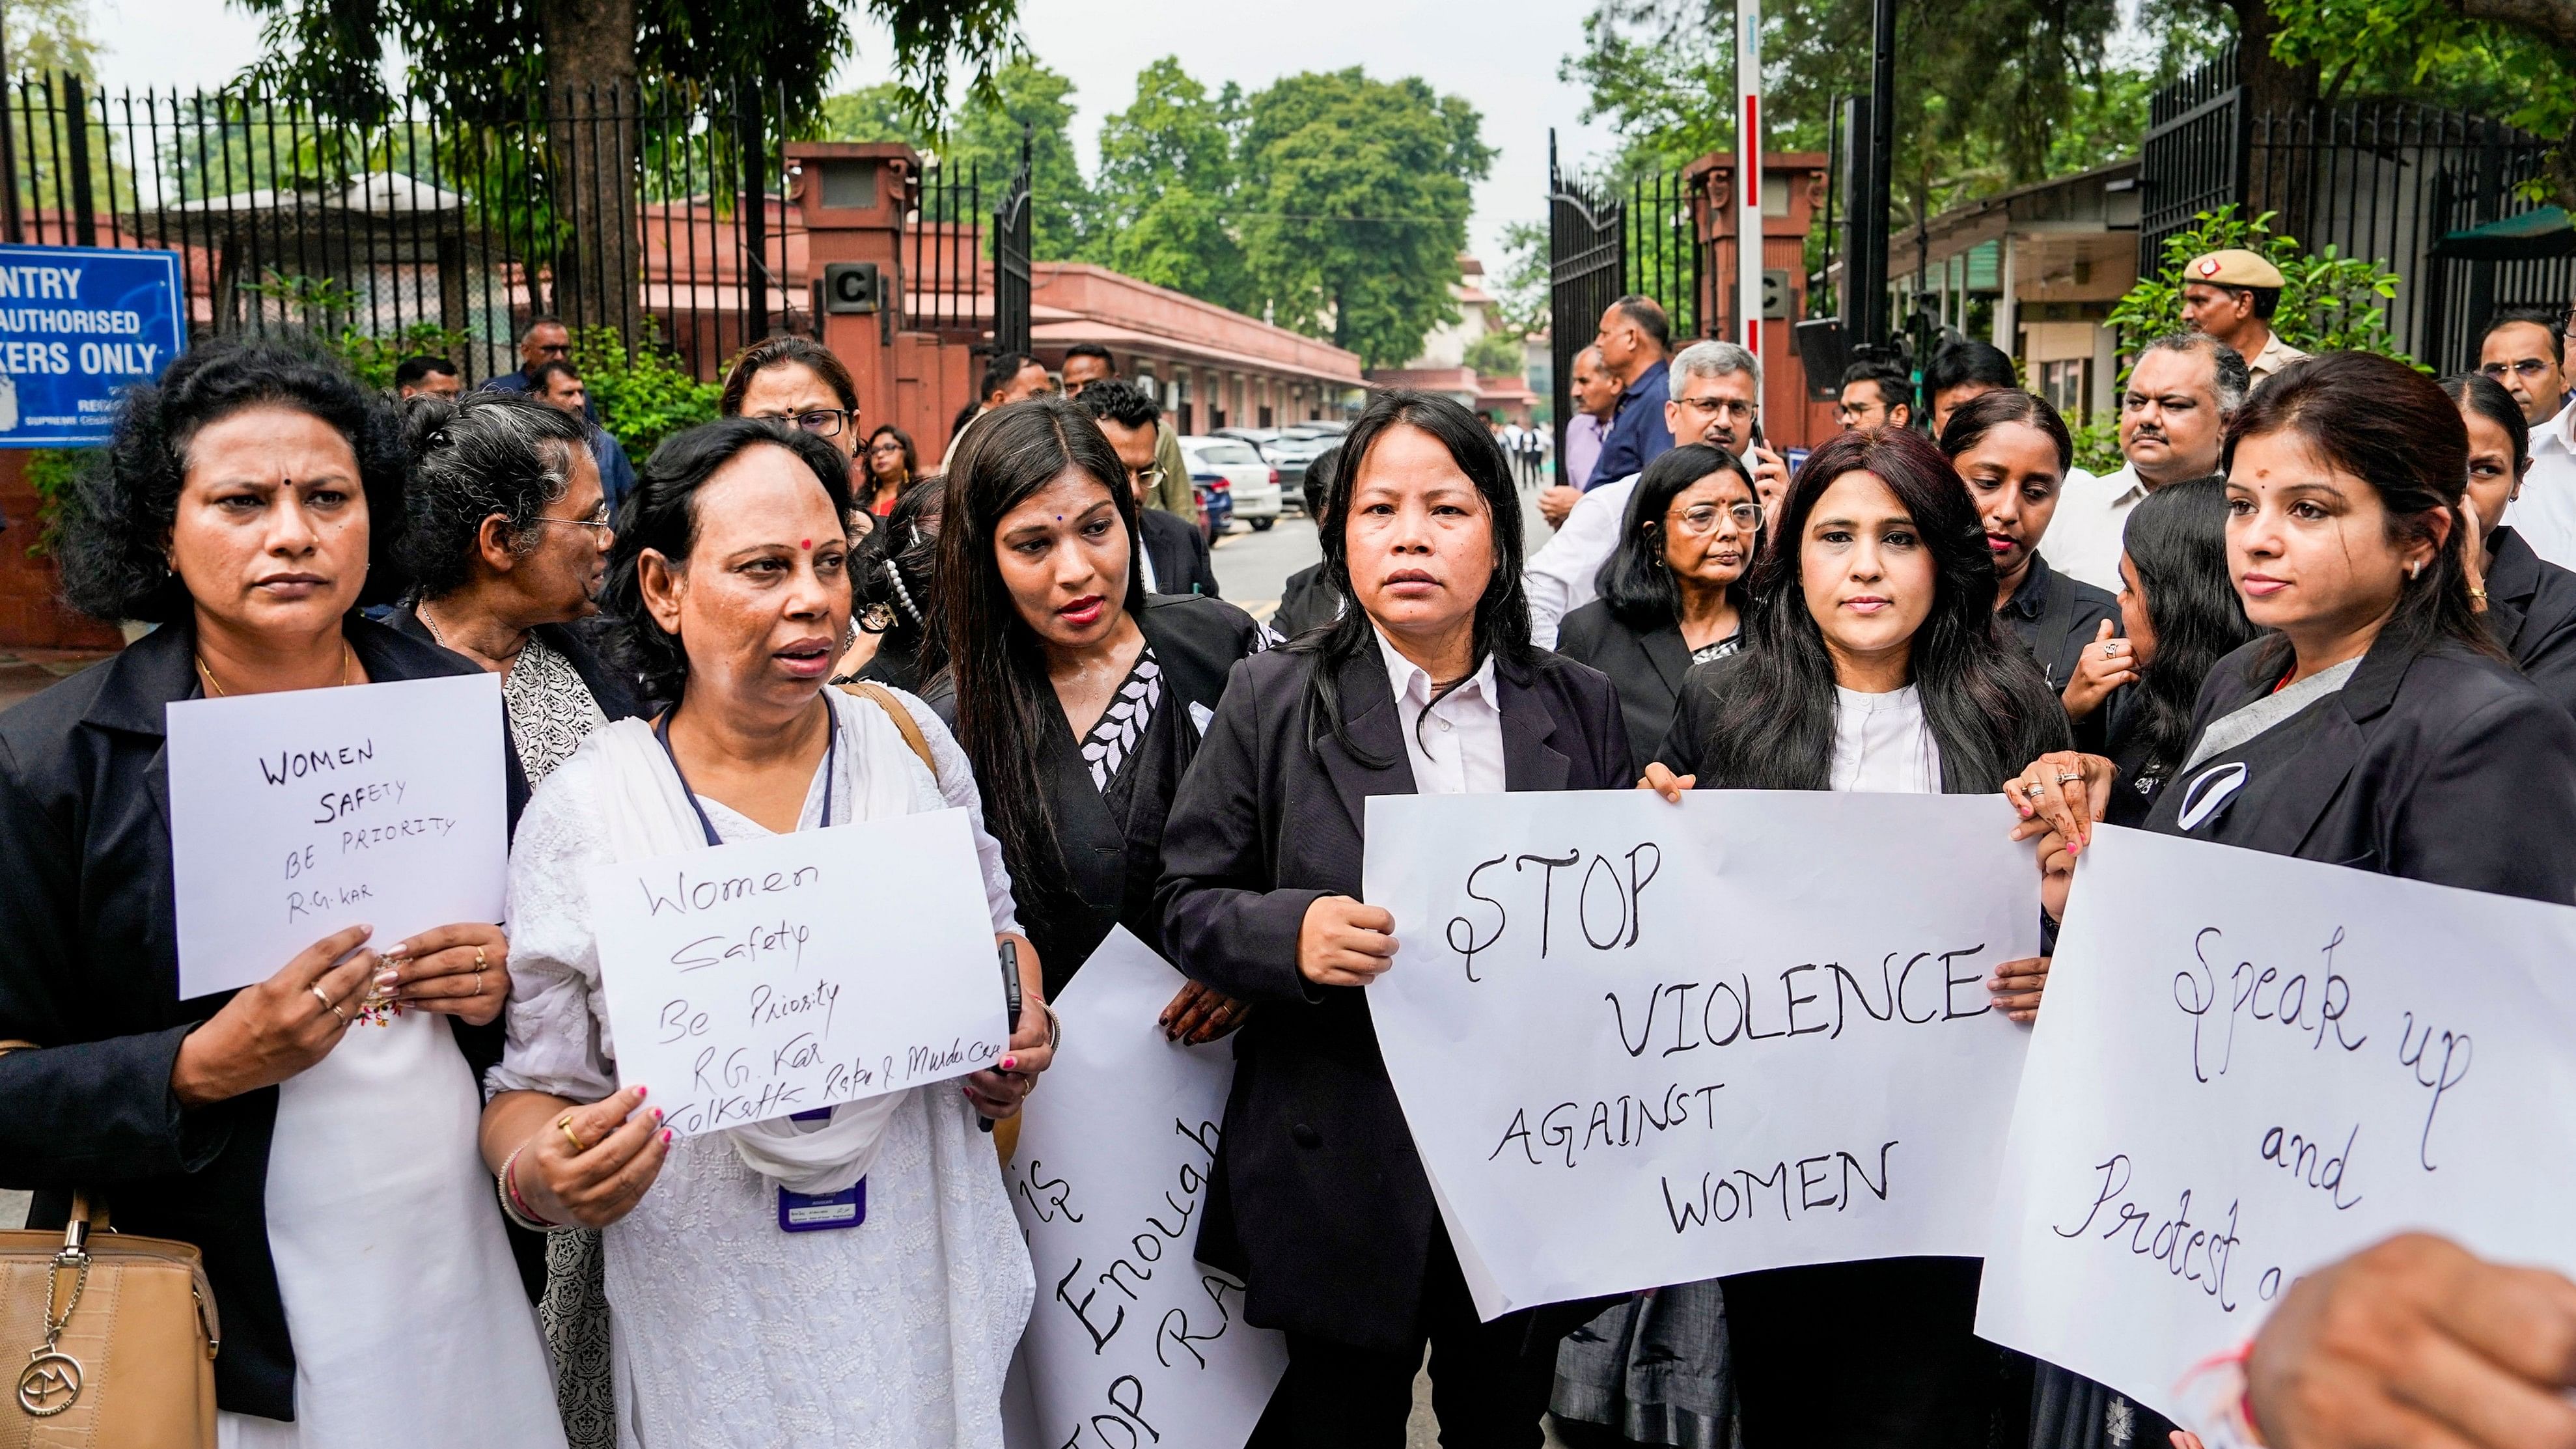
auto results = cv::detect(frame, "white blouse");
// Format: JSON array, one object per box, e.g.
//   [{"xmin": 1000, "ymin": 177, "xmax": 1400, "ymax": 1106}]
[
  {"xmin": 487, "ymin": 686, "xmax": 1033, "ymax": 1448},
  {"xmin": 1829, "ymin": 684, "xmax": 1943, "ymax": 795}
]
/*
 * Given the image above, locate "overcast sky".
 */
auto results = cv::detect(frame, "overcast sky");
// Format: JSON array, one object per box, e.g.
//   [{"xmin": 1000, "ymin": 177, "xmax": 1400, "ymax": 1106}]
[{"xmin": 87, "ymin": 0, "xmax": 1622, "ymax": 267}]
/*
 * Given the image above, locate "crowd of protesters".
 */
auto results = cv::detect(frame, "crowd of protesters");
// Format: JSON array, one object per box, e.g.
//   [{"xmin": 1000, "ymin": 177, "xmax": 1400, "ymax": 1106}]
[{"xmin": 3, "ymin": 253, "xmax": 2575, "ymax": 1449}]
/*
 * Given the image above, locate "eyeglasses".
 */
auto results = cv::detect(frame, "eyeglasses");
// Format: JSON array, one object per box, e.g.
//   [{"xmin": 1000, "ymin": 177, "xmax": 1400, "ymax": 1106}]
[
  {"xmin": 753, "ymin": 408, "xmax": 854, "ymax": 437},
  {"xmin": 867, "ymin": 440, "xmax": 905, "ymax": 456},
  {"xmin": 533, "ymin": 505, "xmax": 613, "ymax": 536},
  {"xmin": 1674, "ymin": 396, "xmax": 1757, "ymax": 421},
  {"xmin": 1129, "ymin": 465, "xmax": 1166, "ymax": 491},
  {"xmin": 2482, "ymin": 358, "xmax": 2558, "ymax": 381},
  {"xmin": 1671, "ymin": 502, "xmax": 1762, "ymax": 535},
  {"xmin": 1833, "ymin": 402, "xmax": 1879, "ymax": 423}
]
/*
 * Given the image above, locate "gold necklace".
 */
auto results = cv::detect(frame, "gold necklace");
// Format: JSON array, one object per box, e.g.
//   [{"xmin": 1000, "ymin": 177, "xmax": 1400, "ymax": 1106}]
[{"xmin": 195, "ymin": 641, "xmax": 355, "ymax": 698}]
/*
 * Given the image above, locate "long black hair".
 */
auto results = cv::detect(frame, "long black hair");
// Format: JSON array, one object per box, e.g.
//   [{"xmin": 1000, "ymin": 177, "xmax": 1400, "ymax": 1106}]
[
  {"xmin": 60, "ymin": 338, "xmax": 411, "ymax": 623},
  {"xmin": 1680, "ymin": 426, "xmax": 2069, "ymax": 791},
  {"xmin": 935, "ymin": 396, "xmax": 1146, "ymax": 935},
  {"xmin": 2439, "ymin": 371, "xmax": 2529, "ymax": 475},
  {"xmin": 1935, "ymin": 387, "xmax": 2073, "ymax": 475},
  {"xmin": 2225, "ymin": 352, "xmax": 2500, "ymax": 676},
  {"xmin": 1596, "ymin": 443, "xmax": 1764, "ymax": 631},
  {"xmin": 1288, "ymin": 388, "xmax": 1532, "ymax": 762},
  {"xmin": 2114, "ymin": 478, "xmax": 2254, "ymax": 779},
  {"xmin": 600, "ymin": 417, "xmax": 853, "ymax": 704},
  {"xmin": 848, "ymin": 473, "xmax": 944, "ymax": 683}
]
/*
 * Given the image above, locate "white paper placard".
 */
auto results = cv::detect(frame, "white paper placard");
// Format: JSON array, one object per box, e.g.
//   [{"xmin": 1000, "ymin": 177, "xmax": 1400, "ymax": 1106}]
[
  {"xmin": 163, "ymin": 672, "xmax": 509, "ymax": 999},
  {"xmin": 1976, "ymin": 825, "xmax": 2576, "ymax": 1442},
  {"xmin": 585, "ymin": 806, "xmax": 1007, "ymax": 1136},
  {"xmin": 1361, "ymin": 788, "xmax": 2040, "ymax": 1319},
  {"xmin": 1001, "ymin": 927, "xmax": 1286, "ymax": 1449}
]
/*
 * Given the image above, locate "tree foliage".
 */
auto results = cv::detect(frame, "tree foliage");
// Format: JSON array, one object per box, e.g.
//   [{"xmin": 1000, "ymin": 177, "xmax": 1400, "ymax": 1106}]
[
  {"xmin": 1234, "ymin": 70, "xmax": 1493, "ymax": 366},
  {"xmin": 1091, "ymin": 59, "xmax": 1250, "ymax": 308},
  {"xmin": 2262, "ymin": 0, "xmax": 2576, "ymax": 161},
  {"xmin": 232, "ymin": 0, "xmax": 1018, "ymax": 127},
  {"xmin": 1465, "ymin": 331, "xmax": 1527, "ymax": 378},
  {"xmin": 2109, "ymin": 205, "xmax": 2413, "ymax": 361}
]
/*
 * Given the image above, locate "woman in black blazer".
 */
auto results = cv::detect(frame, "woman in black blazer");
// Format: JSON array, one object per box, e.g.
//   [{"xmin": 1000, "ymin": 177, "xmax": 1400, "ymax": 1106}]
[
  {"xmin": 1556, "ymin": 442, "xmax": 1762, "ymax": 778},
  {"xmin": 2018, "ymin": 352, "xmax": 2576, "ymax": 913},
  {"xmin": 0, "ymin": 344, "xmax": 553, "ymax": 1435},
  {"xmin": 1936, "ymin": 387, "xmax": 2122, "ymax": 702},
  {"xmin": 931, "ymin": 395, "xmax": 1266, "ymax": 1032},
  {"xmin": 1644, "ymin": 425, "xmax": 2071, "ymax": 1449},
  {"xmin": 2448, "ymin": 372, "xmax": 2576, "ymax": 719},
  {"xmin": 1157, "ymin": 389, "xmax": 1629, "ymax": 1448}
]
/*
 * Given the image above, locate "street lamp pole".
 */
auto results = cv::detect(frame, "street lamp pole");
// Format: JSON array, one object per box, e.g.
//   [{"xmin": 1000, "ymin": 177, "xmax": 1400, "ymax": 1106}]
[{"xmin": 1855, "ymin": 0, "xmax": 1898, "ymax": 351}]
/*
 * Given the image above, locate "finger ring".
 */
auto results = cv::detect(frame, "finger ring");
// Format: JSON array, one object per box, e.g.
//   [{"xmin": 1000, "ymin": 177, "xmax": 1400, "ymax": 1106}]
[
  {"xmin": 473, "ymin": 969, "xmax": 484, "ymax": 997},
  {"xmin": 2055, "ymin": 771, "xmax": 2083, "ymax": 784},
  {"xmin": 2102, "ymin": 641, "xmax": 2120, "ymax": 658},
  {"xmin": 557, "ymin": 1114, "xmax": 589, "ymax": 1154},
  {"xmin": 2019, "ymin": 782, "xmax": 2044, "ymax": 798},
  {"xmin": 310, "ymin": 983, "xmax": 348, "ymax": 1022},
  {"xmin": 475, "ymin": 945, "xmax": 489, "ymax": 971}
]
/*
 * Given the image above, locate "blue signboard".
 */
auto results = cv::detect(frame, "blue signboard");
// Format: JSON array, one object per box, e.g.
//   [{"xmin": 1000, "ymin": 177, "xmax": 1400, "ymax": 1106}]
[{"xmin": 0, "ymin": 243, "xmax": 184, "ymax": 448}]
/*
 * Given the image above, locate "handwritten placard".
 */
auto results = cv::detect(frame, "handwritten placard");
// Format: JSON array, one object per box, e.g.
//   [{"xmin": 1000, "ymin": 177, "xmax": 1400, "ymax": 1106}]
[
  {"xmin": 1976, "ymin": 825, "xmax": 2576, "ymax": 1442},
  {"xmin": 1361, "ymin": 789, "xmax": 2039, "ymax": 1319},
  {"xmin": 585, "ymin": 805, "xmax": 1006, "ymax": 1136},
  {"xmin": 164, "ymin": 672, "xmax": 508, "ymax": 998},
  {"xmin": 1001, "ymin": 928, "xmax": 1286, "ymax": 1449}
]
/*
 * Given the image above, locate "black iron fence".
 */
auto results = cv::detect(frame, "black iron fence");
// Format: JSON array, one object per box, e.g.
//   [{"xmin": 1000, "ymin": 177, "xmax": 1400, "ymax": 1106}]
[
  {"xmin": 2139, "ymin": 46, "xmax": 2560, "ymax": 370},
  {"xmin": 0, "ymin": 73, "xmax": 1010, "ymax": 383},
  {"xmin": 1545, "ymin": 131, "xmax": 1708, "ymax": 460}
]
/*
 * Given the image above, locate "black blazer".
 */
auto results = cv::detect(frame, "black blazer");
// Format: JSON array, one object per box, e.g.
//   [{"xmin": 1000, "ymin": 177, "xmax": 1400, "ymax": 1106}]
[
  {"xmin": 2486, "ymin": 525, "xmax": 2576, "ymax": 721},
  {"xmin": 2001, "ymin": 551, "xmax": 2120, "ymax": 691},
  {"xmin": 2147, "ymin": 629, "xmax": 2576, "ymax": 904},
  {"xmin": 383, "ymin": 606, "xmax": 644, "ymax": 827},
  {"xmin": 0, "ymin": 617, "xmax": 514, "ymax": 1418},
  {"xmin": 1141, "ymin": 506, "xmax": 1221, "ymax": 599},
  {"xmin": 926, "ymin": 595, "xmax": 1266, "ymax": 996},
  {"xmin": 1271, "ymin": 562, "xmax": 1342, "ymax": 639},
  {"xmin": 1156, "ymin": 644, "xmax": 1630, "ymax": 1352},
  {"xmin": 1555, "ymin": 600, "xmax": 1715, "ymax": 780}
]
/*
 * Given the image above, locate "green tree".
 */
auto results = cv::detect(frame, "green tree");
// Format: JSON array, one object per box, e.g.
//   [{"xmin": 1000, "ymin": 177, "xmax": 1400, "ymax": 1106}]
[
  {"xmin": 1465, "ymin": 331, "xmax": 1527, "ymax": 378},
  {"xmin": 1091, "ymin": 59, "xmax": 1248, "ymax": 306},
  {"xmin": 1491, "ymin": 219, "xmax": 1551, "ymax": 338},
  {"xmin": 936, "ymin": 58, "xmax": 1094, "ymax": 261},
  {"xmin": 2108, "ymin": 205, "xmax": 2412, "ymax": 360},
  {"xmin": 234, "ymin": 0, "xmax": 1023, "ymax": 337},
  {"xmin": 7, "ymin": 0, "xmax": 100, "ymax": 77},
  {"xmin": 1234, "ymin": 69, "xmax": 1493, "ymax": 367}
]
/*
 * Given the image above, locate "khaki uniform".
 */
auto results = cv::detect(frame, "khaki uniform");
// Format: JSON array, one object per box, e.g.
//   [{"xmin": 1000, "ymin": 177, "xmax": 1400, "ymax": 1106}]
[{"xmin": 2245, "ymin": 331, "xmax": 2310, "ymax": 387}]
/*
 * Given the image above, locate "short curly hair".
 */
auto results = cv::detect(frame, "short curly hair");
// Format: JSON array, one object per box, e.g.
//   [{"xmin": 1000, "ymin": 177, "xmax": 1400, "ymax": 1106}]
[
  {"xmin": 602, "ymin": 417, "xmax": 855, "ymax": 703},
  {"xmin": 56, "ymin": 339, "xmax": 411, "ymax": 624},
  {"xmin": 395, "ymin": 391, "xmax": 589, "ymax": 600}
]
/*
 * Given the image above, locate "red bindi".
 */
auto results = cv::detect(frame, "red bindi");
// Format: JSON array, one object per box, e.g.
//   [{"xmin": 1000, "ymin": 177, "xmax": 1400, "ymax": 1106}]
[{"xmin": 800, "ymin": 538, "xmax": 813, "ymax": 549}]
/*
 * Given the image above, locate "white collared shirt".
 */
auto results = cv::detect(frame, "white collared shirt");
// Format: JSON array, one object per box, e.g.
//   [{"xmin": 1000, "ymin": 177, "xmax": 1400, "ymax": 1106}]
[
  {"xmin": 1523, "ymin": 473, "xmax": 1635, "ymax": 648},
  {"xmin": 2042, "ymin": 462, "xmax": 2137, "ymax": 593},
  {"xmin": 2509, "ymin": 398, "xmax": 2576, "ymax": 571},
  {"xmin": 1830, "ymin": 684, "xmax": 1942, "ymax": 794},
  {"xmin": 1376, "ymin": 627, "xmax": 1507, "ymax": 796}
]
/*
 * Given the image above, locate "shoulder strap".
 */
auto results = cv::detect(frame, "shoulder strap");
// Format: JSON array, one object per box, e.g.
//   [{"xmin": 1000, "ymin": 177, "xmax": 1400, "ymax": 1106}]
[{"xmin": 838, "ymin": 681, "xmax": 937, "ymax": 775}]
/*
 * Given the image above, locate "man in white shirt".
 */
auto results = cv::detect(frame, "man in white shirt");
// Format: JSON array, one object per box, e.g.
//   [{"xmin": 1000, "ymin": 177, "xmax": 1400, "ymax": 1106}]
[
  {"xmin": 2047, "ymin": 333, "xmax": 2247, "ymax": 592},
  {"xmin": 1524, "ymin": 340, "xmax": 1788, "ymax": 647},
  {"xmin": 2511, "ymin": 396, "xmax": 2576, "ymax": 568}
]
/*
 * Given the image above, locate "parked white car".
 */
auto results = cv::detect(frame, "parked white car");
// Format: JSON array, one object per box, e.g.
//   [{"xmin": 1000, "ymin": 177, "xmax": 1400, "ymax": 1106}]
[{"xmin": 1180, "ymin": 435, "xmax": 1282, "ymax": 530}]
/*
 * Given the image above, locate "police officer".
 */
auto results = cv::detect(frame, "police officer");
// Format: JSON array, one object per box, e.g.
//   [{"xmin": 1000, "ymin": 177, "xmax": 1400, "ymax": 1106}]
[{"xmin": 2180, "ymin": 247, "xmax": 2309, "ymax": 386}]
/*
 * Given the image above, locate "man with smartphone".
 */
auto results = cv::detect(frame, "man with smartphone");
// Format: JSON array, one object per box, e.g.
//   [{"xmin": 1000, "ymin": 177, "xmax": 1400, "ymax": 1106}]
[{"xmin": 1525, "ymin": 341, "xmax": 1786, "ymax": 646}]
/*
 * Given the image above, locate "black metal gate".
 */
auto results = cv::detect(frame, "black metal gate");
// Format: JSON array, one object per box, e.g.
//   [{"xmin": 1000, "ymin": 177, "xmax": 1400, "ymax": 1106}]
[
  {"xmin": 2138, "ymin": 44, "xmax": 2245, "ymax": 268},
  {"xmin": 1547, "ymin": 132, "xmax": 1624, "ymax": 464},
  {"xmin": 991, "ymin": 126, "xmax": 1032, "ymax": 359}
]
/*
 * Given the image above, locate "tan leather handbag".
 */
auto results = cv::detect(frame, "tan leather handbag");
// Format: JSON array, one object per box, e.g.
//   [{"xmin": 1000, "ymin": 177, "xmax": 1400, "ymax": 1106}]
[{"xmin": 0, "ymin": 1044, "xmax": 218, "ymax": 1449}]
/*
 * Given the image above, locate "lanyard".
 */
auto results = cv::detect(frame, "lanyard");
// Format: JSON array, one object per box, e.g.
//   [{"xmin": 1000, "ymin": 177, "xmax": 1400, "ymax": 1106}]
[{"xmin": 652, "ymin": 698, "xmax": 838, "ymax": 846}]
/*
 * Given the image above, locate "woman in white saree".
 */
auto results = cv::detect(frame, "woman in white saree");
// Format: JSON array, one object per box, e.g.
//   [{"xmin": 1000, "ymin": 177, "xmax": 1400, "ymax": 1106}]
[{"xmin": 477, "ymin": 418, "xmax": 1051, "ymax": 1448}]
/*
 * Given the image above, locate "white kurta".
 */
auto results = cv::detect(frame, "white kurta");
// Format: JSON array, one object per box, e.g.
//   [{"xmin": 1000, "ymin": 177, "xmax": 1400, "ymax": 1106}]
[
  {"xmin": 487, "ymin": 686, "xmax": 1034, "ymax": 1449},
  {"xmin": 217, "ymin": 1009, "xmax": 566, "ymax": 1449}
]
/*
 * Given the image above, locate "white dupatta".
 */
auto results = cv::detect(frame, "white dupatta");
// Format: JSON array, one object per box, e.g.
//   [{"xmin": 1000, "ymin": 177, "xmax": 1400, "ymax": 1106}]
[{"xmin": 587, "ymin": 689, "xmax": 933, "ymax": 1194}]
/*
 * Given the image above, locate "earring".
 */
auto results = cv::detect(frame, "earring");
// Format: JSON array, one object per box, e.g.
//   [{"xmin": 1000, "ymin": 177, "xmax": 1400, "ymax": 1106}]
[{"xmin": 2409, "ymin": 560, "xmax": 2423, "ymax": 579}]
